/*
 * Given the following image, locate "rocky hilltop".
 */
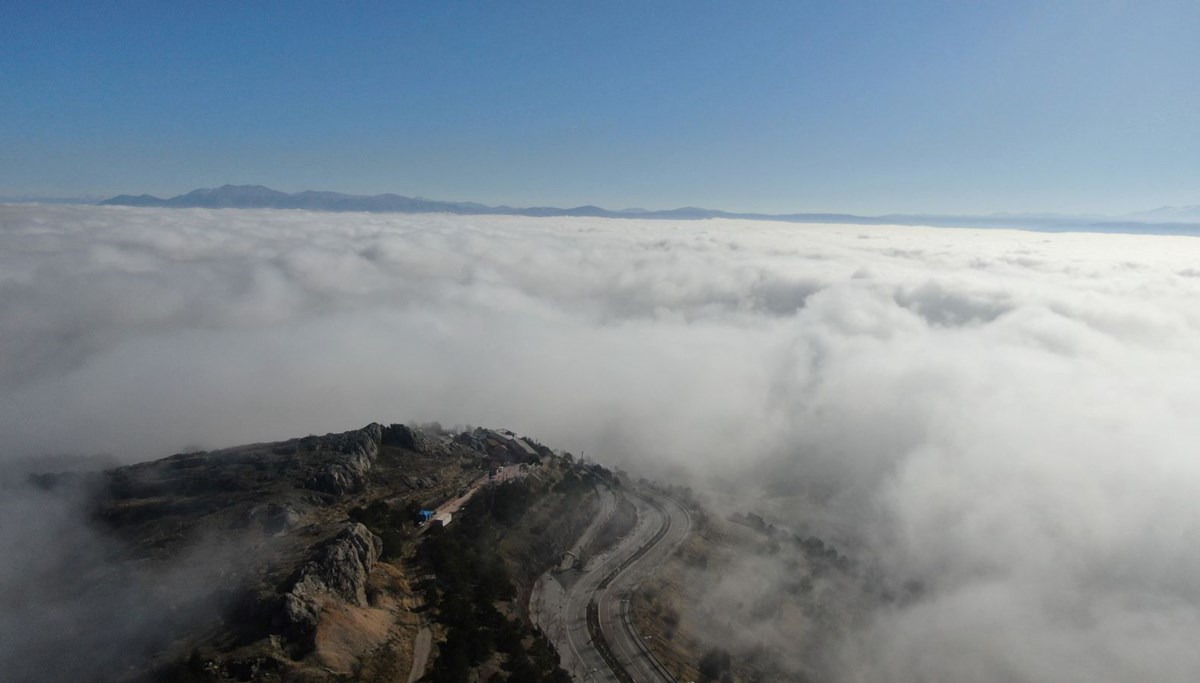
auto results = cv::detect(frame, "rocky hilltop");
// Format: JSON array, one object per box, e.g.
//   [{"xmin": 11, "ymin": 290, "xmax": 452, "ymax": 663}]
[{"xmin": 14, "ymin": 423, "xmax": 602, "ymax": 682}]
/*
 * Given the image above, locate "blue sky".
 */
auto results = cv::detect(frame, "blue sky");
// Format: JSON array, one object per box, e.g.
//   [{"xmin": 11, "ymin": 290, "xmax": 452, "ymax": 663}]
[{"xmin": 2, "ymin": 1, "xmax": 1197, "ymax": 214}]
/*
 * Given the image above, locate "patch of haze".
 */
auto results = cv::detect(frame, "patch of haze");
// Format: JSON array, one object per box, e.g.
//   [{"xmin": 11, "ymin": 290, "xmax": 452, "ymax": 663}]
[
  {"xmin": 0, "ymin": 476, "xmax": 255, "ymax": 682},
  {"xmin": 5, "ymin": 205, "xmax": 1200, "ymax": 679}
]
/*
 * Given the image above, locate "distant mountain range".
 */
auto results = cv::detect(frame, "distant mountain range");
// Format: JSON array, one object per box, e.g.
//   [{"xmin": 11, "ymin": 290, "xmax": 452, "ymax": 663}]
[
  {"xmin": 97, "ymin": 185, "xmax": 1200, "ymax": 234},
  {"xmin": 0, "ymin": 194, "xmax": 107, "ymax": 204}
]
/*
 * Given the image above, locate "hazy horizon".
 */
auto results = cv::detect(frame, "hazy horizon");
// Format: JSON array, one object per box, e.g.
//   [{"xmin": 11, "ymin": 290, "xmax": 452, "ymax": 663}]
[{"xmin": 7, "ymin": 183, "xmax": 1200, "ymax": 231}]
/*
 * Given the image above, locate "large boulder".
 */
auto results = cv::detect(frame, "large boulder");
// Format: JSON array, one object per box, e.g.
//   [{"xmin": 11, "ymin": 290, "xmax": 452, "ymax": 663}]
[
  {"xmin": 276, "ymin": 522, "xmax": 383, "ymax": 649},
  {"xmin": 381, "ymin": 423, "xmax": 428, "ymax": 453},
  {"xmin": 304, "ymin": 425, "xmax": 383, "ymax": 496}
]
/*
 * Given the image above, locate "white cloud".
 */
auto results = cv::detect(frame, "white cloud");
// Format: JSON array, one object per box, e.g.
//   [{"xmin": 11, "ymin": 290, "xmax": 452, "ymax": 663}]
[{"xmin": 4, "ymin": 204, "xmax": 1200, "ymax": 679}]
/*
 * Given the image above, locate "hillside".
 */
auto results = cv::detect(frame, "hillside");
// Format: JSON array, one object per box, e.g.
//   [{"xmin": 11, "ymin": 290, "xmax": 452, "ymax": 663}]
[{"xmin": 13, "ymin": 423, "xmax": 603, "ymax": 682}]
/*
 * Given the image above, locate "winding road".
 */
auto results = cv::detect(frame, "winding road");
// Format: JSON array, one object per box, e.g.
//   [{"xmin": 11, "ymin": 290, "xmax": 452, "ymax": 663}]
[{"xmin": 530, "ymin": 486, "xmax": 692, "ymax": 683}]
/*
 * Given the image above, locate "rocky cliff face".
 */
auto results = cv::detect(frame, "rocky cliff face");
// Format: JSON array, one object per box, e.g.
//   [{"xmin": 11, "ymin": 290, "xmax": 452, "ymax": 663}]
[
  {"xmin": 303, "ymin": 423, "xmax": 383, "ymax": 496},
  {"xmin": 381, "ymin": 423, "xmax": 429, "ymax": 453},
  {"xmin": 279, "ymin": 522, "xmax": 383, "ymax": 648}
]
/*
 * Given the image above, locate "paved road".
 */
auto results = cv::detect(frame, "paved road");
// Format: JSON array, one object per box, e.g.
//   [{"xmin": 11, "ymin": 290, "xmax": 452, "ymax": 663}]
[
  {"xmin": 531, "ymin": 487, "xmax": 692, "ymax": 683},
  {"xmin": 416, "ymin": 475, "xmax": 488, "ymax": 532},
  {"xmin": 597, "ymin": 489, "xmax": 692, "ymax": 683}
]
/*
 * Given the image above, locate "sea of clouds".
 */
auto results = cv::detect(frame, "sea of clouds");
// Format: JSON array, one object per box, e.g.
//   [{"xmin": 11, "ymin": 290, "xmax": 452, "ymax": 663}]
[{"xmin": 4, "ymin": 204, "xmax": 1200, "ymax": 680}]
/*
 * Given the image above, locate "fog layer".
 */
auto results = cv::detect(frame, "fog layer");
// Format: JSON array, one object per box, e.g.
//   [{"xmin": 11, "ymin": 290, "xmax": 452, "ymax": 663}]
[{"xmin": 5, "ymin": 204, "xmax": 1200, "ymax": 680}]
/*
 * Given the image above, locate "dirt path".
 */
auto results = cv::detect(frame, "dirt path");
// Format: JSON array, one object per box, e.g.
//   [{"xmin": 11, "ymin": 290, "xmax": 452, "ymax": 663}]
[{"xmin": 405, "ymin": 624, "xmax": 432, "ymax": 683}]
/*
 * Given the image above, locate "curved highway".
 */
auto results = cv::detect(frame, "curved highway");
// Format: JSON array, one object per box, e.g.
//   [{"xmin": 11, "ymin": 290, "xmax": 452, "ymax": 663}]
[{"xmin": 530, "ymin": 486, "xmax": 692, "ymax": 682}]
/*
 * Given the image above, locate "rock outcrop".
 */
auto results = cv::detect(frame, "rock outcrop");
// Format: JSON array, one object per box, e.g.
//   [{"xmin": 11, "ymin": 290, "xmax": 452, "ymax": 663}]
[
  {"xmin": 278, "ymin": 522, "xmax": 383, "ymax": 648},
  {"xmin": 304, "ymin": 424, "xmax": 383, "ymax": 496},
  {"xmin": 381, "ymin": 423, "xmax": 428, "ymax": 453}
]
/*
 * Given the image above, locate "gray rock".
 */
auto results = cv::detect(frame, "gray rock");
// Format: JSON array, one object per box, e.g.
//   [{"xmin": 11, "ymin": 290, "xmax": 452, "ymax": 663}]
[
  {"xmin": 310, "ymin": 522, "xmax": 382, "ymax": 606},
  {"xmin": 382, "ymin": 423, "xmax": 428, "ymax": 452},
  {"xmin": 303, "ymin": 425, "xmax": 383, "ymax": 496},
  {"xmin": 277, "ymin": 522, "xmax": 383, "ymax": 648}
]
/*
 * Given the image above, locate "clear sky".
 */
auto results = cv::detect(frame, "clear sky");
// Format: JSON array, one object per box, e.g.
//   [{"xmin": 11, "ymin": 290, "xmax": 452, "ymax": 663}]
[{"xmin": 2, "ymin": 1, "xmax": 1197, "ymax": 214}]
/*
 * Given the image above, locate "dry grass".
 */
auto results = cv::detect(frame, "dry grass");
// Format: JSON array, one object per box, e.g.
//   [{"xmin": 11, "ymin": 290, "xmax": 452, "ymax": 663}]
[
  {"xmin": 630, "ymin": 532, "xmax": 706, "ymax": 683},
  {"xmin": 313, "ymin": 601, "xmax": 393, "ymax": 673},
  {"xmin": 317, "ymin": 561, "xmax": 426, "ymax": 680}
]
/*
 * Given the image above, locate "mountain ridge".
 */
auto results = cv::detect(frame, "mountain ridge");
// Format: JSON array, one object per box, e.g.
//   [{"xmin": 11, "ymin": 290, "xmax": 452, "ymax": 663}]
[{"xmin": 98, "ymin": 184, "xmax": 1200, "ymax": 235}]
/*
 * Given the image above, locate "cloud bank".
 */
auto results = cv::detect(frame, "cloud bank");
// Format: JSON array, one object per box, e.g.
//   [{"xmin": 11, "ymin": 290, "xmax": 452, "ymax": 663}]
[{"xmin": 5, "ymin": 204, "xmax": 1200, "ymax": 680}]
